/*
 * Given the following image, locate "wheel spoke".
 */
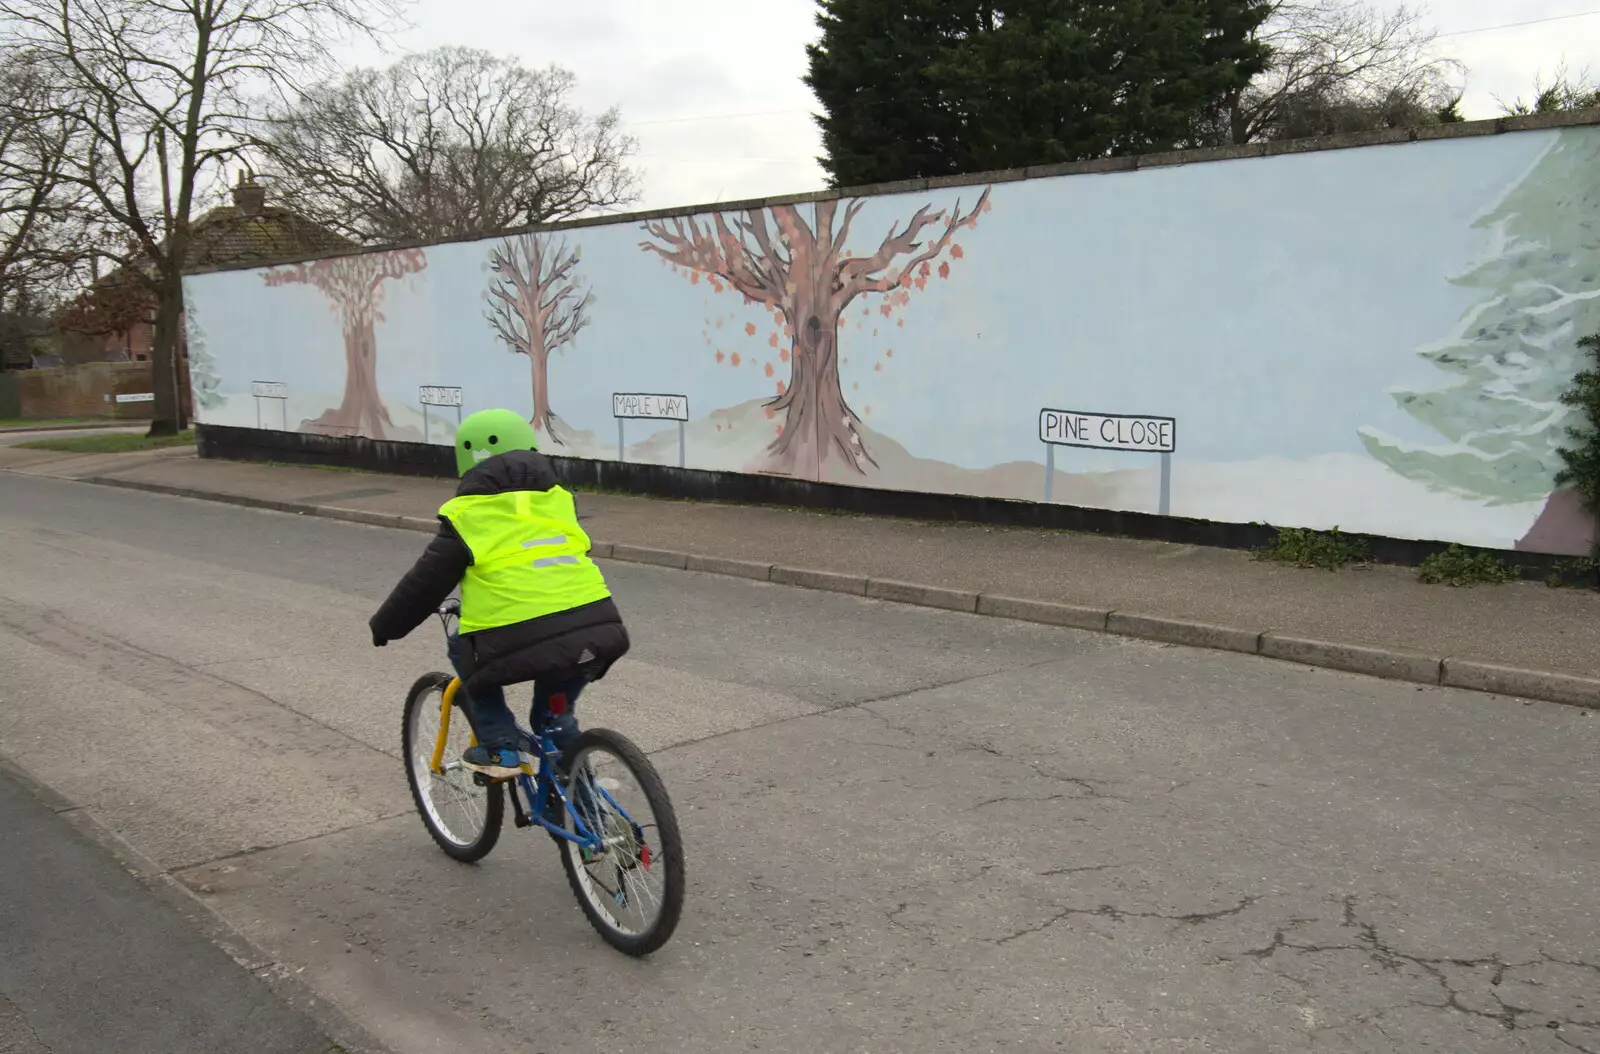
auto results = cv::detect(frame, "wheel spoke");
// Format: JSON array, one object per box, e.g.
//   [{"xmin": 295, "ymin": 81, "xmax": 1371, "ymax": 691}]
[
  {"xmin": 561, "ymin": 738, "xmax": 678, "ymax": 948},
  {"xmin": 407, "ymin": 682, "xmax": 492, "ymax": 850}
]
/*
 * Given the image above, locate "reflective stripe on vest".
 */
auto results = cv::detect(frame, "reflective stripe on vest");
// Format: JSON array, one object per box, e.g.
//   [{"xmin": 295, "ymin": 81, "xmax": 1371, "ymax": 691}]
[{"xmin": 438, "ymin": 488, "xmax": 611, "ymax": 635}]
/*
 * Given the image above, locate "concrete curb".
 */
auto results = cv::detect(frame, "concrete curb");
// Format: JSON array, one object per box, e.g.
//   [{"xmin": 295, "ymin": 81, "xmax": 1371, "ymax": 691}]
[
  {"xmin": 77, "ymin": 474, "xmax": 1600, "ymax": 712},
  {"xmin": 0, "ymin": 754, "xmax": 390, "ymax": 1054},
  {"xmin": 867, "ymin": 579, "xmax": 980, "ymax": 612}
]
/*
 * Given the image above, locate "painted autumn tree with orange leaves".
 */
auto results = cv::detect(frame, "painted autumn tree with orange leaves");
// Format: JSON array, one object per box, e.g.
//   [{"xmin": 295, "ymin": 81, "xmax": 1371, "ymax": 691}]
[
  {"xmin": 263, "ymin": 248, "xmax": 427, "ymax": 439},
  {"xmin": 640, "ymin": 187, "xmax": 991, "ymax": 476},
  {"xmin": 484, "ymin": 233, "xmax": 592, "ymax": 443}
]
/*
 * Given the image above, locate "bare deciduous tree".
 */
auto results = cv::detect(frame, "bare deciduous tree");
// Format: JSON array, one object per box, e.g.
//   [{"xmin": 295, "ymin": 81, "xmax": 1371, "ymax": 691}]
[
  {"xmin": 1199, "ymin": 0, "xmax": 1463, "ymax": 145},
  {"xmin": 261, "ymin": 47, "xmax": 640, "ymax": 245},
  {"xmin": 0, "ymin": 0, "xmax": 401, "ymax": 434},
  {"xmin": 0, "ymin": 49, "xmax": 94, "ymax": 325}
]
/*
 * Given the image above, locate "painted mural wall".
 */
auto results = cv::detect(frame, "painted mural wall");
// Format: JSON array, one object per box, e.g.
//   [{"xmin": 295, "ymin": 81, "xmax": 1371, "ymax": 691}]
[{"xmin": 183, "ymin": 123, "xmax": 1600, "ymax": 555}]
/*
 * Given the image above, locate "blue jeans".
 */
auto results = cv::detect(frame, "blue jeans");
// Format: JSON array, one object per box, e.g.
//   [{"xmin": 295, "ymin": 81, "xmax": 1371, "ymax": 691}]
[{"xmin": 447, "ymin": 632, "xmax": 585, "ymax": 756}]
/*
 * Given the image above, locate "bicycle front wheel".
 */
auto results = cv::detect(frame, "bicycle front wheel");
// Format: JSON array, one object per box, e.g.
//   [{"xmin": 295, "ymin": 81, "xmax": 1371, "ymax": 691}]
[
  {"xmin": 402, "ymin": 672, "xmax": 504, "ymax": 863},
  {"xmin": 557, "ymin": 728, "xmax": 685, "ymax": 956}
]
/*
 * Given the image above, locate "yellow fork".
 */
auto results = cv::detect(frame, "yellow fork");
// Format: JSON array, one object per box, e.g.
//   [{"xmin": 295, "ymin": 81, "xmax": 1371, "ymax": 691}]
[
  {"xmin": 429, "ymin": 677, "xmax": 476, "ymax": 775},
  {"xmin": 429, "ymin": 677, "xmax": 531, "ymax": 779}
]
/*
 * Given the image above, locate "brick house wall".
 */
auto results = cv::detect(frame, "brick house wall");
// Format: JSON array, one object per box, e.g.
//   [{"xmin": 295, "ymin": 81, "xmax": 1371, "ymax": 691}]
[
  {"xmin": 15, "ymin": 361, "xmax": 189, "ymax": 419},
  {"xmin": 102, "ymin": 320, "xmax": 155, "ymax": 362}
]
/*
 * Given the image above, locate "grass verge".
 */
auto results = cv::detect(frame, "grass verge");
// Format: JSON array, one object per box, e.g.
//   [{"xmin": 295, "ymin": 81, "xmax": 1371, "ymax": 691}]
[
  {"xmin": 17, "ymin": 429, "xmax": 194, "ymax": 454},
  {"xmin": 0, "ymin": 416, "xmax": 130, "ymax": 429}
]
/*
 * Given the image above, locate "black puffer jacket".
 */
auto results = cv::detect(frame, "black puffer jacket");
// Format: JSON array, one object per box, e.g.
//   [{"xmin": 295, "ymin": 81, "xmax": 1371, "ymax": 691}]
[{"xmin": 368, "ymin": 449, "xmax": 629, "ymax": 693}]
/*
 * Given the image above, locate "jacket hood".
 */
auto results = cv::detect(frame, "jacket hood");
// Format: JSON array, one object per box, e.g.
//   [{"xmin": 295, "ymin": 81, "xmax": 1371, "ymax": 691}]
[{"xmin": 455, "ymin": 448, "xmax": 559, "ymax": 497}]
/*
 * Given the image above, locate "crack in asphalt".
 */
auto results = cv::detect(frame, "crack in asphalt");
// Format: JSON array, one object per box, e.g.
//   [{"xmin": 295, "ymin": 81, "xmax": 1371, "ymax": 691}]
[
  {"xmin": 992, "ymin": 895, "xmax": 1262, "ymax": 945},
  {"xmin": 1020, "ymin": 763, "xmax": 1130, "ymax": 801},
  {"xmin": 1039, "ymin": 863, "xmax": 1126, "ymax": 877},
  {"xmin": 856, "ymin": 702, "xmax": 1130, "ymax": 807},
  {"xmin": 967, "ymin": 792, "xmax": 1072, "ymax": 811},
  {"xmin": 885, "ymin": 901, "xmax": 938, "ymax": 947},
  {"xmin": 1223, "ymin": 895, "xmax": 1600, "ymax": 1043}
]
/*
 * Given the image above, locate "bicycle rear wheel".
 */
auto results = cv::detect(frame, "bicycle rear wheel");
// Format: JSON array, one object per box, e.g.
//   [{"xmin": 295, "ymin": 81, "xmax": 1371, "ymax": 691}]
[
  {"xmin": 557, "ymin": 728, "xmax": 684, "ymax": 956},
  {"xmin": 403, "ymin": 672, "xmax": 504, "ymax": 862}
]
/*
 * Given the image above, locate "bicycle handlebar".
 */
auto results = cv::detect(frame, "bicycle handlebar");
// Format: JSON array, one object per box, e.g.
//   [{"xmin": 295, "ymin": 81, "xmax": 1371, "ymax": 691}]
[{"xmin": 438, "ymin": 597, "xmax": 461, "ymax": 617}]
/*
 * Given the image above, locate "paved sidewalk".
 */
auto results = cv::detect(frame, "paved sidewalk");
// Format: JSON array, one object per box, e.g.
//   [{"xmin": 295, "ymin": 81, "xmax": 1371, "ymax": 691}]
[{"xmin": 5, "ymin": 444, "xmax": 1598, "ymax": 695}]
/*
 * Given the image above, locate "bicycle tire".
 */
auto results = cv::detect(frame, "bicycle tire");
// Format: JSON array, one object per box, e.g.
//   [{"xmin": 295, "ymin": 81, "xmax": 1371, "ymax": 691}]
[
  {"xmin": 557, "ymin": 728, "xmax": 685, "ymax": 956},
  {"xmin": 402, "ymin": 672, "xmax": 504, "ymax": 863}
]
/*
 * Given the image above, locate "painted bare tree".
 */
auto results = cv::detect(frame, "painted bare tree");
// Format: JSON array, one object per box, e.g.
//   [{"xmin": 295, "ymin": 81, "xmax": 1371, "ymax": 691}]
[
  {"xmin": 263, "ymin": 248, "xmax": 426, "ymax": 439},
  {"xmin": 641, "ymin": 187, "xmax": 991, "ymax": 476},
  {"xmin": 484, "ymin": 233, "xmax": 592, "ymax": 443}
]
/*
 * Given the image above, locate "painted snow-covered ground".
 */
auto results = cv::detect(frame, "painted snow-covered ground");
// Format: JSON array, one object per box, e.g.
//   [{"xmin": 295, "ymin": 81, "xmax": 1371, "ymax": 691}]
[
  {"xmin": 1096, "ymin": 453, "xmax": 1544, "ymax": 549},
  {"xmin": 528, "ymin": 400, "xmax": 1544, "ymax": 549},
  {"xmin": 199, "ymin": 393, "xmax": 430, "ymax": 444},
  {"xmin": 202, "ymin": 393, "xmax": 1542, "ymax": 550},
  {"xmin": 834, "ymin": 433, "xmax": 1541, "ymax": 548}
]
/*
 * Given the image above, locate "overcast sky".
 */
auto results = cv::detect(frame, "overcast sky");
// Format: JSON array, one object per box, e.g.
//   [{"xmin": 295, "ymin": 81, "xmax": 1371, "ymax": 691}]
[{"xmin": 343, "ymin": 1, "xmax": 1600, "ymax": 212}]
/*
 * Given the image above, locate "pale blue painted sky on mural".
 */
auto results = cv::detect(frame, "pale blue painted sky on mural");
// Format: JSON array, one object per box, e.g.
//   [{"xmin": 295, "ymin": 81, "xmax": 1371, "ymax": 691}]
[{"xmin": 188, "ymin": 125, "xmax": 1562, "ymax": 472}]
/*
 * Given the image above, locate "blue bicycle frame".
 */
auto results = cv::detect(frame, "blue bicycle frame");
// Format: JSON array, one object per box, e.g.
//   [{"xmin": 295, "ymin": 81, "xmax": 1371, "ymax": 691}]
[{"xmin": 434, "ymin": 597, "xmax": 641, "ymax": 852}]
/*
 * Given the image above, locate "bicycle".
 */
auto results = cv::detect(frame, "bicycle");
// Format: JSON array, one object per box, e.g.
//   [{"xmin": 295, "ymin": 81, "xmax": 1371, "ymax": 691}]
[{"xmin": 401, "ymin": 598, "xmax": 685, "ymax": 956}]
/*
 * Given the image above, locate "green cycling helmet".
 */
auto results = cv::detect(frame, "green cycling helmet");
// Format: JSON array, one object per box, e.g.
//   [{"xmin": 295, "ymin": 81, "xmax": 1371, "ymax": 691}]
[{"xmin": 455, "ymin": 407, "xmax": 538, "ymax": 476}]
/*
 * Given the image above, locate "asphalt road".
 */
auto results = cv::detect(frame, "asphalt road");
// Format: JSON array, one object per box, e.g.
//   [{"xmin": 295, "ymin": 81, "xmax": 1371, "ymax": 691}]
[
  {"xmin": 0, "ymin": 471, "xmax": 1597, "ymax": 1054},
  {"xmin": 0, "ymin": 766, "xmax": 336, "ymax": 1054}
]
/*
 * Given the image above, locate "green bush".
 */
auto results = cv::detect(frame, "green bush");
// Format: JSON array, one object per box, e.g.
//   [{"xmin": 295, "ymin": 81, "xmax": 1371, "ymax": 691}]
[
  {"xmin": 1555, "ymin": 332, "xmax": 1600, "ymax": 565},
  {"xmin": 1417, "ymin": 545, "xmax": 1519, "ymax": 587},
  {"xmin": 1253, "ymin": 525, "xmax": 1370, "ymax": 570}
]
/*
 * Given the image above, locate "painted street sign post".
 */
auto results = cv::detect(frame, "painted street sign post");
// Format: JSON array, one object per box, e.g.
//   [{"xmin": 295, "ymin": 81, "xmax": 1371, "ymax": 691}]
[
  {"xmin": 419, "ymin": 385, "xmax": 463, "ymax": 445},
  {"xmin": 251, "ymin": 380, "xmax": 288, "ymax": 430},
  {"xmin": 1038, "ymin": 408, "xmax": 1176, "ymax": 515},
  {"xmin": 612, "ymin": 393, "xmax": 689, "ymax": 467}
]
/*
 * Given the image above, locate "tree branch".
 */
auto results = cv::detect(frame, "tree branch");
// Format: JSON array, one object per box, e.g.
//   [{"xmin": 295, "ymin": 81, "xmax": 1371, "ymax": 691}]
[
  {"xmin": 261, "ymin": 47, "xmax": 639, "ymax": 244},
  {"xmin": 835, "ymin": 186, "xmax": 991, "ymax": 302}
]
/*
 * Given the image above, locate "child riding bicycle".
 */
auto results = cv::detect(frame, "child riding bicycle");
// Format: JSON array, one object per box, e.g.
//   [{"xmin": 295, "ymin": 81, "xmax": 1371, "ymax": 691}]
[{"xmin": 369, "ymin": 408, "xmax": 629, "ymax": 778}]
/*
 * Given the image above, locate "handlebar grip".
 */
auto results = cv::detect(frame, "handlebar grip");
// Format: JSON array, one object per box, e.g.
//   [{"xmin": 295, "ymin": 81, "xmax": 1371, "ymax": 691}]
[{"xmin": 439, "ymin": 598, "xmax": 461, "ymax": 616}]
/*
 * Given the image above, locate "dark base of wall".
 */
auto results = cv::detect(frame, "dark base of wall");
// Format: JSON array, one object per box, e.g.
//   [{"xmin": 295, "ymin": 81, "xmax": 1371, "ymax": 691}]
[{"xmin": 196, "ymin": 424, "xmax": 1581, "ymax": 577}]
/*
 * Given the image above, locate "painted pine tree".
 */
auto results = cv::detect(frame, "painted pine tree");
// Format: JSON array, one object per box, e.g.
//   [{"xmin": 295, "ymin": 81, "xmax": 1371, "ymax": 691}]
[
  {"xmin": 1358, "ymin": 127, "xmax": 1600, "ymax": 552},
  {"xmin": 182, "ymin": 301, "xmax": 224, "ymax": 412}
]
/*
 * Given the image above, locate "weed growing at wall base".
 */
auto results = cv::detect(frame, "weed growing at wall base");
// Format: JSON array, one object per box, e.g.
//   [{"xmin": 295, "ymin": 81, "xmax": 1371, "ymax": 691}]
[
  {"xmin": 1252, "ymin": 525, "xmax": 1370, "ymax": 570},
  {"xmin": 1545, "ymin": 556, "xmax": 1598, "ymax": 589},
  {"xmin": 1416, "ymin": 545, "xmax": 1519, "ymax": 586}
]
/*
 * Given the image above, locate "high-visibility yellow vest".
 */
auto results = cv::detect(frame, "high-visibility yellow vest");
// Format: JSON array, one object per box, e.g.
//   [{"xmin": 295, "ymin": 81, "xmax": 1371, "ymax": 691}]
[{"xmin": 438, "ymin": 488, "xmax": 611, "ymax": 634}]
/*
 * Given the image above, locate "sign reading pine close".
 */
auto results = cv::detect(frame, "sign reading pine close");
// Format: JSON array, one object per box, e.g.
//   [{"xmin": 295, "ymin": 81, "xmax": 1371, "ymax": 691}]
[
  {"xmin": 613, "ymin": 393, "xmax": 689, "ymax": 421},
  {"xmin": 1039, "ymin": 408, "xmax": 1176, "ymax": 453}
]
